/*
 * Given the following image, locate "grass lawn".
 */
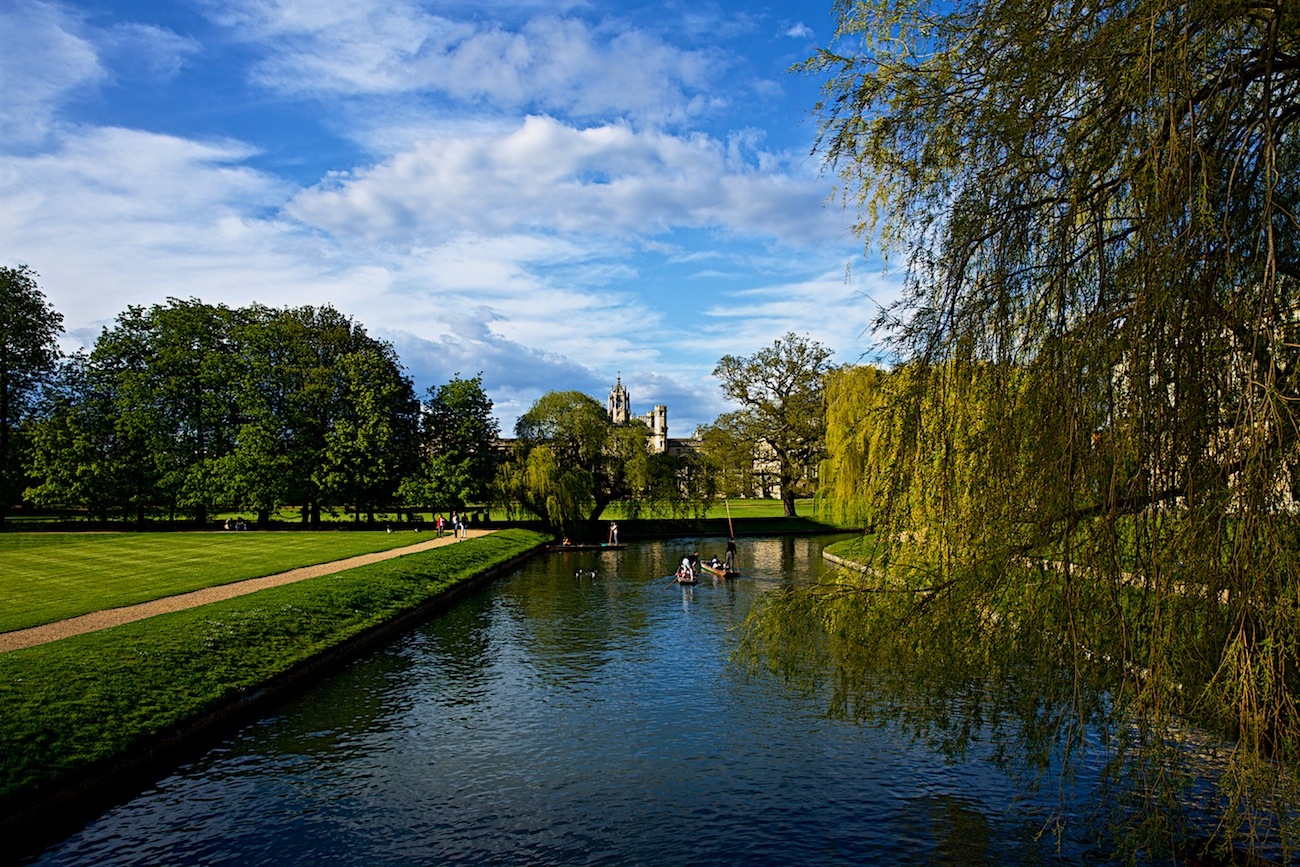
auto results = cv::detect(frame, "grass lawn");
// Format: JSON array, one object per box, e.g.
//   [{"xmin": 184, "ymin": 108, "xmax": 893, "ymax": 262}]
[
  {"xmin": 0, "ymin": 531, "xmax": 450, "ymax": 634},
  {"xmin": 823, "ymin": 533, "xmax": 880, "ymax": 564},
  {"xmin": 0, "ymin": 529, "xmax": 550, "ymax": 811}
]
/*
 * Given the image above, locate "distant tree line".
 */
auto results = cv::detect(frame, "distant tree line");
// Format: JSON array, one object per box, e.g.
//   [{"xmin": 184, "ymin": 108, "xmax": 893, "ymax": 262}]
[
  {"xmin": 2, "ymin": 266, "xmax": 836, "ymax": 534},
  {"xmin": 2, "ymin": 280, "xmax": 500, "ymax": 527}
]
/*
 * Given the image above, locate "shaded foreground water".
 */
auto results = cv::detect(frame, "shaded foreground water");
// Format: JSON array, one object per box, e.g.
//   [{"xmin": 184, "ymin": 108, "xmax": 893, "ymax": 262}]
[{"xmin": 25, "ymin": 536, "xmax": 1116, "ymax": 865}]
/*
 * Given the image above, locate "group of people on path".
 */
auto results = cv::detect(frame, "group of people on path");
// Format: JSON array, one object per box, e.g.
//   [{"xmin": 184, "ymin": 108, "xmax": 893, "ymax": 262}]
[{"xmin": 435, "ymin": 512, "xmax": 470, "ymax": 539}]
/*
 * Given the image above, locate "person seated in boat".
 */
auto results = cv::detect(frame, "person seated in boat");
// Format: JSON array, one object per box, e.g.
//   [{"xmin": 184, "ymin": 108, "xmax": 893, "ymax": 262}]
[
  {"xmin": 709, "ymin": 556, "xmax": 721, "ymax": 569},
  {"xmin": 679, "ymin": 556, "xmax": 695, "ymax": 580}
]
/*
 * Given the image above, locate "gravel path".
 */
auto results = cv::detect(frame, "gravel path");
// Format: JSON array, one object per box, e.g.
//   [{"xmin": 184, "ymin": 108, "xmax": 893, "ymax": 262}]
[{"xmin": 0, "ymin": 530, "xmax": 493, "ymax": 653}]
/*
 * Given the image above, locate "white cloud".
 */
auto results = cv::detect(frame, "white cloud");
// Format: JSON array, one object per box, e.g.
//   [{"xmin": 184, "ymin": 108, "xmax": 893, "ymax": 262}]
[
  {"xmin": 0, "ymin": 0, "xmax": 881, "ymax": 435},
  {"xmin": 784, "ymin": 22, "xmax": 815, "ymax": 40},
  {"xmin": 0, "ymin": 123, "xmax": 684, "ymax": 413},
  {"xmin": 98, "ymin": 23, "xmax": 203, "ymax": 80},
  {"xmin": 201, "ymin": 1, "xmax": 722, "ymax": 124},
  {"xmin": 700, "ymin": 268, "xmax": 898, "ymax": 365},
  {"xmin": 0, "ymin": 1, "xmax": 102, "ymax": 146},
  {"xmin": 0, "ymin": 126, "xmax": 323, "ymax": 329},
  {"xmin": 286, "ymin": 115, "xmax": 842, "ymax": 247}
]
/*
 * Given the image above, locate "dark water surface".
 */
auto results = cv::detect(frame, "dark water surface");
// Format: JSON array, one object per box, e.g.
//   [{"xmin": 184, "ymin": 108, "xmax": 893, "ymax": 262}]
[{"xmin": 27, "ymin": 536, "xmax": 1113, "ymax": 865}]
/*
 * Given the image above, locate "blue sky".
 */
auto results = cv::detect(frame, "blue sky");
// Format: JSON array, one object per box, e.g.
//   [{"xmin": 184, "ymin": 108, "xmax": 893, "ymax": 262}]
[{"xmin": 1, "ymin": 0, "xmax": 897, "ymax": 434}]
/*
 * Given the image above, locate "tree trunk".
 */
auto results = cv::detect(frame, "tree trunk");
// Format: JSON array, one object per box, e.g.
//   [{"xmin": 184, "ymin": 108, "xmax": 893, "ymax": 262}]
[
  {"xmin": 780, "ymin": 466, "xmax": 798, "ymax": 516},
  {"xmin": 782, "ymin": 490, "xmax": 797, "ymax": 517}
]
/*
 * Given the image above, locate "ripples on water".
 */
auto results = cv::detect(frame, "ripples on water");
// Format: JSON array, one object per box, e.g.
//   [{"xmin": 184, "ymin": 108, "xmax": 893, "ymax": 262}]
[{"xmin": 26, "ymin": 536, "xmax": 1116, "ymax": 866}]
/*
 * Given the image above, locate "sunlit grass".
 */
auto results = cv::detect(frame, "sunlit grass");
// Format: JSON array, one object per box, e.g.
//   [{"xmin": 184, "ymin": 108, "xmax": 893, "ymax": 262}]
[
  {"xmin": 822, "ymin": 534, "xmax": 881, "ymax": 564},
  {"xmin": 0, "ymin": 531, "xmax": 444, "ymax": 633},
  {"xmin": 0, "ymin": 529, "xmax": 550, "ymax": 807}
]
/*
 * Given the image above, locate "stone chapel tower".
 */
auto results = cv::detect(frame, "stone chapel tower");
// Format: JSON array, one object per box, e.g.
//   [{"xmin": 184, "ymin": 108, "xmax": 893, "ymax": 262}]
[
  {"xmin": 608, "ymin": 375, "xmax": 668, "ymax": 453},
  {"xmin": 608, "ymin": 375, "xmax": 631, "ymax": 424}
]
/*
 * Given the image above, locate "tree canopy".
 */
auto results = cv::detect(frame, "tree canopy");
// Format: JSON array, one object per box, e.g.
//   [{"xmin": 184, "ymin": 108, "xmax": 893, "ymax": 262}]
[
  {"xmin": 26, "ymin": 299, "xmax": 418, "ymax": 526},
  {"xmin": 713, "ymin": 333, "xmax": 834, "ymax": 516},
  {"xmin": 498, "ymin": 389, "xmax": 709, "ymax": 534},
  {"xmin": 745, "ymin": 0, "xmax": 1300, "ymax": 859},
  {"xmin": 400, "ymin": 374, "xmax": 500, "ymax": 512},
  {"xmin": 497, "ymin": 391, "xmax": 624, "ymax": 533},
  {"xmin": 0, "ymin": 266, "xmax": 63, "ymax": 525}
]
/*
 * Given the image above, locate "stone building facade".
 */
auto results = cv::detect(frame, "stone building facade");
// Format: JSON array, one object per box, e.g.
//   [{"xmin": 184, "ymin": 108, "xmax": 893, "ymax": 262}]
[{"xmin": 608, "ymin": 376, "xmax": 692, "ymax": 455}]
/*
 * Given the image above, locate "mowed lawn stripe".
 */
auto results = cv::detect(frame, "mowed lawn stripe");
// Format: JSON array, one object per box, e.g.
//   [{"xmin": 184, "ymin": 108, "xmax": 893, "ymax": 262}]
[{"xmin": 0, "ymin": 532, "xmax": 444, "ymax": 633}]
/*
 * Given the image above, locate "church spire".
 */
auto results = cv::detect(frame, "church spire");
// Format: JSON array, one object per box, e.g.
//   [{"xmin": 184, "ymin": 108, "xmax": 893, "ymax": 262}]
[{"xmin": 608, "ymin": 374, "xmax": 630, "ymax": 424}]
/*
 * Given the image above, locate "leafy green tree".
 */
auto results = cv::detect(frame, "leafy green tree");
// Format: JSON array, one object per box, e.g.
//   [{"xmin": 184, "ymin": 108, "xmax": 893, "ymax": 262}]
[
  {"xmin": 224, "ymin": 305, "xmax": 322, "ymax": 525},
  {"xmin": 499, "ymin": 390, "xmax": 659, "ymax": 533},
  {"xmin": 499, "ymin": 391, "xmax": 616, "ymax": 532},
  {"xmin": 225, "ymin": 304, "xmax": 398, "ymax": 526},
  {"xmin": 405, "ymin": 374, "xmax": 500, "ymax": 511},
  {"xmin": 0, "ymin": 265, "xmax": 63, "ymax": 524},
  {"xmin": 317, "ymin": 345, "xmax": 419, "ymax": 521},
  {"xmin": 627, "ymin": 448, "xmax": 716, "ymax": 520},
  {"xmin": 749, "ymin": 0, "xmax": 1300, "ymax": 858},
  {"xmin": 86, "ymin": 300, "xmax": 242, "ymax": 524},
  {"xmin": 813, "ymin": 364, "xmax": 891, "ymax": 529},
  {"xmin": 713, "ymin": 333, "xmax": 834, "ymax": 516},
  {"xmin": 26, "ymin": 300, "xmax": 418, "ymax": 528},
  {"xmin": 24, "ymin": 353, "xmax": 130, "ymax": 522},
  {"xmin": 696, "ymin": 415, "xmax": 761, "ymax": 499}
]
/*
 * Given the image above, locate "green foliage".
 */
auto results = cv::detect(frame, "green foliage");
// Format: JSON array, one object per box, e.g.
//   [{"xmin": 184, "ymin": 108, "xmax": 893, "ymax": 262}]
[
  {"xmin": 24, "ymin": 354, "xmax": 125, "ymax": 522},
  {"xmin": 0, "ymin": 266, "xmax": 63, "ymax": 524},
  {"xmin": 500, "ymin": 391, "xmax": 622, "ymax": 531},
  {"xmin": 712, "ymin": 333, "xmax": 835, "ymax": 516},
  {"xmin": 25, "ymin": 301, "xmax": 417, "ymax": 525},
  {"xmin": 515, "ymin": 390, "xmax": 611, "ymax": 471},
  {"xmin": 695, "ymin": 414, "xmax": 761, "ymax": 499},
  {"xmin": 0, "ymin": 529, "xmax": 549, "ymax": 807},
  {"xmin": 758, "ymin": 0, "xmax": 1300, "ymax": 858},
  {"xmin": 404, "ymin": 373, "xmax": 500, "ymax": 510},
  {"xmin": 317, "ymin": 346, "xmax": 419, "ymax": 520},
  {"xmin": 814, "ymin": 365, "xmax": 891, "ymax": 529},
  {"xmin": 499, "ymin": 390, "xmax": 709, "ymax": 531}
]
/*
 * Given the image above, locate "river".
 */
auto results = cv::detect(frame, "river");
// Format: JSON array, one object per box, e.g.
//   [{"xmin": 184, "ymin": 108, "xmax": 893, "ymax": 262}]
[{"xmin": 25, "ymin": 535, "xmax": 1115, "ymax": 865}]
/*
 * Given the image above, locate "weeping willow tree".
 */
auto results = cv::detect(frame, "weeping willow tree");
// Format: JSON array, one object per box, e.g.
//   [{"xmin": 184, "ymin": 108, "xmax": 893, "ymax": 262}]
[{"xmin": 751, "ymin": 0, "xmax": 1300, "ymax": 860}]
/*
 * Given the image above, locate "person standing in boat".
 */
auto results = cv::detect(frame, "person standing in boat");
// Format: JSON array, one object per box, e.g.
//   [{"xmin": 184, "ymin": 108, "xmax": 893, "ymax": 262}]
[{"xmin": 725, "ymin": 536, "xmax": 736, "ymax": 570}]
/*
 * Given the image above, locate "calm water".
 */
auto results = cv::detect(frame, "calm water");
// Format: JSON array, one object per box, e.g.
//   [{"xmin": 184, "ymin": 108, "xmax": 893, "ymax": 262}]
[{"xmin": 26, "ymin": 536, "xmax": 1114, "ymax": 865}]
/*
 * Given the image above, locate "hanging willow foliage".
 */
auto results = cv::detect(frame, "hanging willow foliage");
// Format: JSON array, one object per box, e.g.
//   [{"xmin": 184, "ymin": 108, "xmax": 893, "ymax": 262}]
[{"xmin": 754, "ymin": 0, "xmax": 1300, "ymax": 860}]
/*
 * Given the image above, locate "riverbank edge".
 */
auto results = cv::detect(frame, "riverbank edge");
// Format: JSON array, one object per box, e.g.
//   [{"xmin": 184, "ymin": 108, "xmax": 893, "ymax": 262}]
[
  {"xmin": 821, "ymin": 551, "xmax": 871, "ymax": 573},
  {"xmin": 3, "ymin": 532, "xmax": 551, "ymax": 859}
]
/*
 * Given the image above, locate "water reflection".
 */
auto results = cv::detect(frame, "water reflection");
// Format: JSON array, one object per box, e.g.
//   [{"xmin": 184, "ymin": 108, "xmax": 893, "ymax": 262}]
[{"xmin": 26, "ymin": 536, "xmax": 1118, "ymax": 866}]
